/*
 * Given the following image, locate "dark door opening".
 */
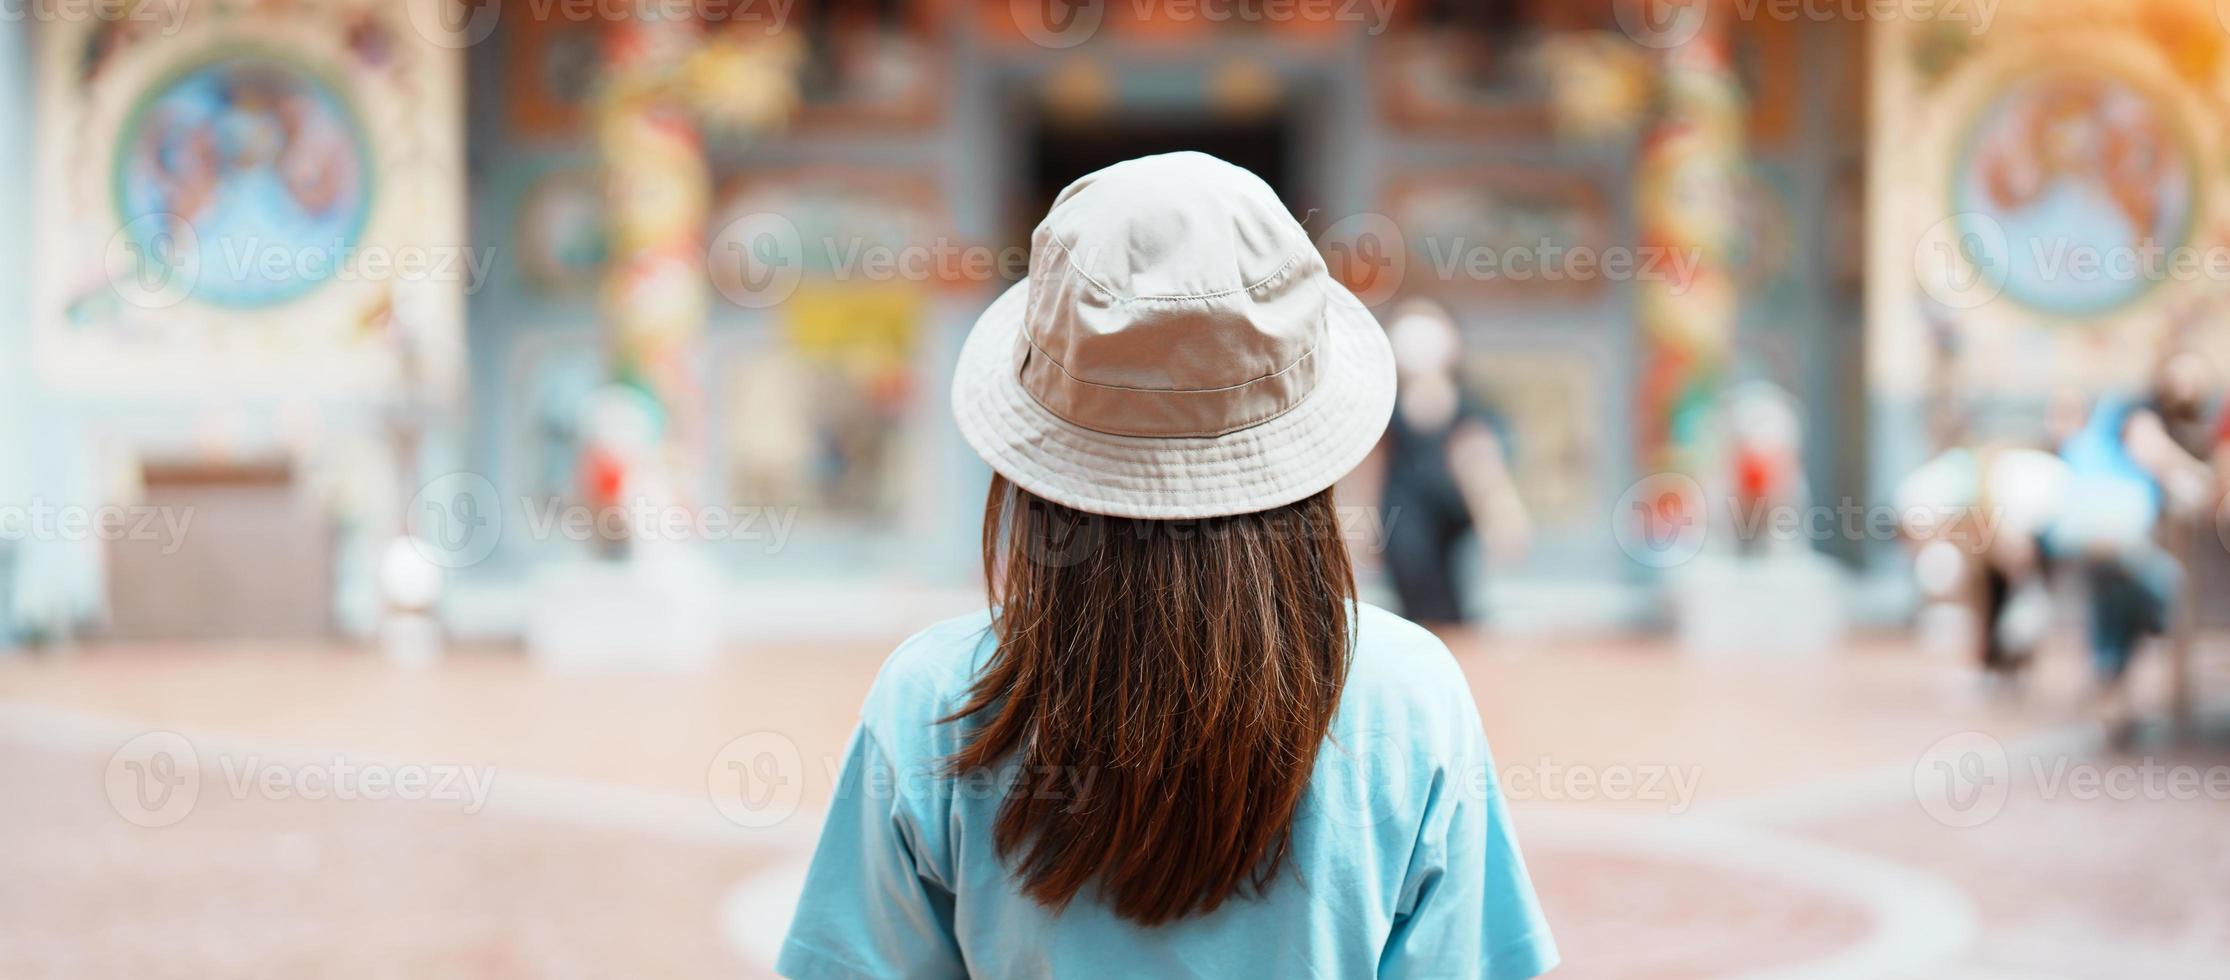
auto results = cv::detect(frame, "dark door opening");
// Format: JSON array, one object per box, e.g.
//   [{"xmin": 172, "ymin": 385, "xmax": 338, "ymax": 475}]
[{"xmin": 1015, "ymin": 111, "xmax": 1296, "ymax": 257}]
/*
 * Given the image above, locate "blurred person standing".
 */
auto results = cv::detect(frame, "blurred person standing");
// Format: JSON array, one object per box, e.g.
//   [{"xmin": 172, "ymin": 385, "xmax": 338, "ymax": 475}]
[
  {"xmin": 1373, "ymin": 299, "xmax": 1530, "ymax": 630},
  {"xmin": 2048, "ymin": 357, "xmax": 2214, "ymax": 743},
  {"xmin": 2151, "ymin": 349, "xmax": 2218, "ymax": 460}
]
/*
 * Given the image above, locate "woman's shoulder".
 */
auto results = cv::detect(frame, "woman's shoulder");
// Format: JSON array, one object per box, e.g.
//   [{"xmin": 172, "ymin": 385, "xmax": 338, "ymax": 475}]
[
  {"xmin": 1343, "ymin": 603, "xmax": 1484, "ymax": 745},
  {"xmin": 1350, "ymin": 602, "xmax": 1465, "ymax": 680},
  {"xmin": 858, "ymin": 610, "xmax": 1000, "ymax": 742}
]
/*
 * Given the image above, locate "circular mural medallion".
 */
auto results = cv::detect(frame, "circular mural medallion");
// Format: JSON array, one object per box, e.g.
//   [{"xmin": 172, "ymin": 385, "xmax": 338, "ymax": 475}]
[
  {"xmin": 114, "ymin": 54, "xmax": 373, "ymax": 309},
  {"xmin": 1953, "ymin": 67, "xmax": 2196, "ymax": 317}
]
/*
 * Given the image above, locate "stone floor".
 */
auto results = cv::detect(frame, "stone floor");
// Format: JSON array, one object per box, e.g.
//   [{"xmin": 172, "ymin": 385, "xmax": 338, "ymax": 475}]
[{"xmin": 2, "ymin": 627, "xmax": 2226, "ymax": 978}]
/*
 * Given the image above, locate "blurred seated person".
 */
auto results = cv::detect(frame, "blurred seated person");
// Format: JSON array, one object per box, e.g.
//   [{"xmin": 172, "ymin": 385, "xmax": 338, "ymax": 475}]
[
  {"xmin": 1896, "ymin": 441, "xmax": 2063, "ymax": 681},
  {"xmin": 1369, "ymin": 299, "xmax": 1529, "ymax": 631},
  {"xmin": 2049, "ymin": 361, "xmax": 2213, "ymax": 743}
]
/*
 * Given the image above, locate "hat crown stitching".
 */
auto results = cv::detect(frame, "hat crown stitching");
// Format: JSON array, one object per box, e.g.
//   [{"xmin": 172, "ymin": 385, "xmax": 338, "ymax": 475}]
[{"xmin": 1013, "ymin": 152, "xmax": 1334, "ymax": 439}]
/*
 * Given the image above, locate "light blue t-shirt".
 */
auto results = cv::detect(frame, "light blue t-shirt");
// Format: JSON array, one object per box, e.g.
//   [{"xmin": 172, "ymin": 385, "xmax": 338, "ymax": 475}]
[{"xmin": 778, "ymin": 603, "xmax": 1557, "ymax": 980}]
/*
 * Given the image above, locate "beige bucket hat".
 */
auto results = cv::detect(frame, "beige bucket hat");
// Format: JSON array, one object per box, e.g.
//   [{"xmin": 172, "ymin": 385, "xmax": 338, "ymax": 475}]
[{"xmin": 952, "ymin": 151, "xmax": 1397, "ymax": 519}]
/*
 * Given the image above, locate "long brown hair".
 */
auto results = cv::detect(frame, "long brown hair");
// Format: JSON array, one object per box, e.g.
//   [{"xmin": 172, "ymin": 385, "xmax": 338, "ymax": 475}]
[{"xmin": 944, "ymin": 474, "xmax": 1355, "ymax": 926}]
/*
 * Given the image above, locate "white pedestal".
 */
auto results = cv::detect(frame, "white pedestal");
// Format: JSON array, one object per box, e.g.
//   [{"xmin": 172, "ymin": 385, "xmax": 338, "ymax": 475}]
[
  {"xmin": 380, "ymin": 613, "xmax": 445, "ymax": 668},
  {"xmin": 1669, "ymin": 551, "xmax": 1849, "ymax": 656},
  {"xmin": 525, "ymin": 547, "xmax": 722, "ymax": 674}
]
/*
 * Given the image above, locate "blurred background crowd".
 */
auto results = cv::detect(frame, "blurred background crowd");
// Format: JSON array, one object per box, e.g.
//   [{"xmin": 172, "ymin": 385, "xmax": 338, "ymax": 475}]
[{"xmin": 4, "ymin": 0, "xmax": 2230, "ymax": 977}]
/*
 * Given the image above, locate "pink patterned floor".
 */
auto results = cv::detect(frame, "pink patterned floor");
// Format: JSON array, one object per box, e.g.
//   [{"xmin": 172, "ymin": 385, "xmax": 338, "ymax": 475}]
[{"xmin": 2, "ymin": 634, "xmax": 2227, "ymax": 978}]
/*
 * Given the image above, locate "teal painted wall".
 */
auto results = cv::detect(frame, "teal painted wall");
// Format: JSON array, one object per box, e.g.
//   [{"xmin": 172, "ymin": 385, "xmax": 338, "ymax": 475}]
[{"xmin": 0, "ymin": 19, "xmax": 29, "ymax": 646}]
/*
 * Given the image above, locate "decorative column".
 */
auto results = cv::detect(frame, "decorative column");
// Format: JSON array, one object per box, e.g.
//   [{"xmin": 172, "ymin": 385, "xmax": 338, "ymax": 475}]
[
  {"xmin": 597, "ymin": 11, "xmax": 713, "ymax": 514},
  {"xmin": 589, "ymin": 13, "xmax": 799, "ymax": 536},
  {"xmin": 1632, "ymin": 1, "xmax": 1745, "ymax": 523}
]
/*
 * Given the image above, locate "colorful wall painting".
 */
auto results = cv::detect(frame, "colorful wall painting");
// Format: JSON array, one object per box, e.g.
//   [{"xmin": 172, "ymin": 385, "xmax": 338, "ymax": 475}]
[
  {"xmin": 504, "ymin": 333, "xmax": 606, "ymax": 505},
  {"xmin": 506, "ymin": 11, "xmax": 603, "ymax": 139},
  {"xmin": 1952, "ymin": 67, "xmax": 2197, "ymax": 318},
  {"xmin": 1460, "ymin": 347, "xmax": 1603, "ymax": 529},
  {"xmin": 1870, "ymin": 2, "xmax": 2230, "ymax": 402},
  {"xmin": 1373, "ymin": 33, "xmax": 1553, "ymax": 136},
  {"xmin": 514, "ymin": 166, "xmax": 608, "ymax": 295},
  {"xmin": 706, "ymin": 167, "xmax": 957, "ymax": 305},
  {"xmin": 1734, "ymin": 164, "xmax": 1800, "ymax": 306},
  {"xmin": 34, "ymin": 0, "xmax": 465, "ymax": 397},
  {"xmin": 717, "ymin": 285, "xmax": 922, "ymax": 524},
  {"xmin": 1381, "ymin": 167, "xmax": 1616, "ymax": 303},
  {"xmin": 113, "ymin": 54, "xmax": 374, "ymax": 309},
  {"xmin": 1731, "ymin": 11, "xmax": 1799, "ymax": 148},
  {"xmin": 787, "ymin": 12, "xmax": 943, "ymax": 130},
  {"xmin": 1371, "ymin": 1, "xmax": 1605, "ymax": 134}
]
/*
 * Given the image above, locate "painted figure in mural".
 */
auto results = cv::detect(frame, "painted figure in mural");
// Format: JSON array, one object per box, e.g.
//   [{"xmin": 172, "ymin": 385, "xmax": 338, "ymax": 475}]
[
  {"xmin": 1978, "ymin": 75, "xmax": 2175, "ymax": 243},
  {"xmin": 1959, "ymin": 69, "xmax": 2193, "ymax": 317},
  {"xmin": 1374, "ymin": 298, "xmax": 1529, "ymax": 629},
  {"xmin": 271, "ymin": 86, "xmax": 358, "ymax": 218}
]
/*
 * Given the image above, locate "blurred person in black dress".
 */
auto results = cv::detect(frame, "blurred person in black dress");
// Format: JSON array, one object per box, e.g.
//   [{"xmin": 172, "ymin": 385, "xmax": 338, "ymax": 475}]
[{"xmin": 1370, "ymin": 299, "xmax": 1529, "ymax": 630}]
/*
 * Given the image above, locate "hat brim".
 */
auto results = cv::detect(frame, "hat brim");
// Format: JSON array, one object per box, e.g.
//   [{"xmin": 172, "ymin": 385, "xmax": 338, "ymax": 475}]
[{"xmin": 952, "ymin": 277, "xmax": 1397, "ymax": 520}]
